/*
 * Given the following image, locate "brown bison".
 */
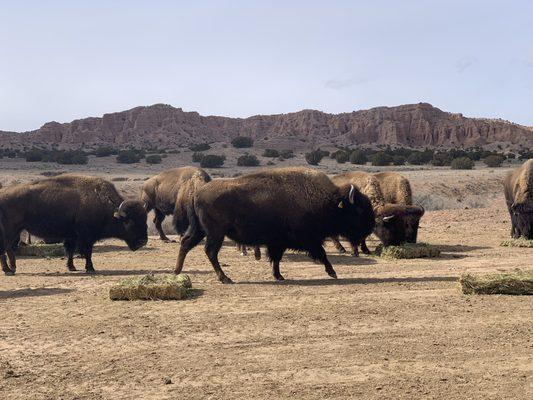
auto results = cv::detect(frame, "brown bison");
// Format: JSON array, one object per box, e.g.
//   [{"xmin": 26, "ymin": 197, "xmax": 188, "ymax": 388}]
[
  {"xmin": 331, "ymin": 171, "xmax": 424, "ymax": 254},
  {"xmin": 0, "ymin": 175, "xmax": 148, "ymax": 275},
  {"xmin": 503, "ymin": 159, "xmax": 533, "ymax": 238},
  {"xmin": 373, "ymin": 171, "xmax": 423, "ymax": 243},
  {"xmin": 140, "ymin": 167, "xmax": 211, "ymax": 242},
  {"xmin": 174, "ymin": 167, "xmax": 375, "ymax": 283}
]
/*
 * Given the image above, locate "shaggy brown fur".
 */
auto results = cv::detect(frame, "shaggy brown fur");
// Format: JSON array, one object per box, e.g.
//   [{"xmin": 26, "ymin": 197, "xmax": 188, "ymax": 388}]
[
  {"xmin": 503, "ymin": 159, "xmax": 533, "ymax": 238},
  {"xmin": 140, "ymin": 167, "xmax": 211, "ymax": 242},
  {"xmin": 175, "ymin": 167, "xmax": 375, "ymax": 283},
  {"xmin": 0, "ymin": 175, "xmax": 147, "ymax": 275}
]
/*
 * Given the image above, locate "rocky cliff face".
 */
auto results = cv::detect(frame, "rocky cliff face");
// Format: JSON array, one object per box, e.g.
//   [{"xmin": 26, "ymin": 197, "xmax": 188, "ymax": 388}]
[{"xmin": 1, "ymin": 103, "xmax": 531, "ymax": 150}]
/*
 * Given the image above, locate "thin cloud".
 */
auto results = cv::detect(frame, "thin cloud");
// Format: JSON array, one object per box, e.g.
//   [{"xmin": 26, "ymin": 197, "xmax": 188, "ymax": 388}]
[{"xmin": 455, "ymin": 56, "xmax": 477, "ymax": 73}]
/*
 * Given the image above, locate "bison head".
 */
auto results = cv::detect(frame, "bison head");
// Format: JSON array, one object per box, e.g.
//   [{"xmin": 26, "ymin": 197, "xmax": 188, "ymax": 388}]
[
  {"xmin": 511, "ymin": 202, "xmax": 533, "ymax": 239},
  {"xmin": 336, "ymin": 184, "xmax": 376, "ymax": 243},
  {"xmin": 113, "ymin": 200, "xmax": 148, "ymax": 250},
  {"xmin": 374, "ymin": 204, "xmax": 424, "ymax": 246}
]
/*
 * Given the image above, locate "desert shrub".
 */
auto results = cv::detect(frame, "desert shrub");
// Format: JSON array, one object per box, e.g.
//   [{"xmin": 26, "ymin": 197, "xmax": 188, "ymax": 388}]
[
  {"xmin": 262, "ymin": 149, "xmax": 279, "ymax": 158},
  {"xmin": 392, "ymin": 155, "xmax": 406, "ymax": 166},
  {"xmin": 518, "ymin": 150, "xmax": 533, "ymax": 160},
  {"xmin": 117, "ymin": 150, "xmax": 142, "ymax": 164},
  {"xmin": 483, "ymin": 154, "xmax": 505, "ymax": 167},
  {"xmin": 266, "ymin": 160, "xmax": 275, "ymax": 166},
  {"xmin": 200, "ymin": 154, "xmax": 225, "ymax": 168},
  {"xmin": 192, "ymin": 152, "xmax": 204, "ymax": 163},
  {"xmin": 279, "ymin": 149, "xmax": 295, "ymax": 159},
  {"xmin": 349, "ymin": 149, "xmax": 368, "ymax": 165},
  {"xmin": 25, "ymin": 149, "xmax": 44, "ymax": 162},
  {"xmin": 231, "ymin": 136, "xmax": 254, "ymax": 148},
  {"xmin": 451, "ymin": 157, "xmax": 474, "ymax": 170},
  {"xmin": 370, "ymin": 152, "xmax": 392, "ymax": 166},
  {"xmin": 56, "ymin": 150, "xmax": 88, "ymax": 165},
  {"xmin": 431, "ymin": 152, "xmax": 452, "ymax": 166},
  {"xmin": 189, "ymin": 143, "xmax": 211, "ymax": 152},
  {"xmin": 146, "ymin": 154, "xmax": 162, "ymax": 164},
  {"xmin": 94, "ymin": 147, "xmax": 118, "ymax": 157},
  {"xmin": 407, "ymin": 152, "xmax": 426, "ymax": 165},
  {"xmin": 305, "ymin": 149, "xmax": 325, "ymax": 166},
  {"xmin": 506, "ymin": 153, "xmax": 516, "ymax": 160},
  {"xmin": 334, "ymin": 150, "xmax": 349, "ymax": 164},
  {"xmin": 237, "ymin": 154, "xmax": 260, "ymax": 167}
]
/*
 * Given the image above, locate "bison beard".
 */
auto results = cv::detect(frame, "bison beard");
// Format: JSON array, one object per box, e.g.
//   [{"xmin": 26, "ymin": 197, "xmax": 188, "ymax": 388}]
[{"xmin": 173, "ymin": 168, "xmax": 375, "ymax": 283}]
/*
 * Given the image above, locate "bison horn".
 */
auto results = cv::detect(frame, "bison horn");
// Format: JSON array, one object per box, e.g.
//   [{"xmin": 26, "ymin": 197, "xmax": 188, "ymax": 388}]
[
  {"xmin": 382, "ymin": 215, "xmax": 395, "ymax": 221},
  {"xmin": 113, "ymin": 201, "xmax": 127, "ymax": 219},
  {"xmin": 349, "ymin": 185, "xmax": 355, "ymax": 204}
]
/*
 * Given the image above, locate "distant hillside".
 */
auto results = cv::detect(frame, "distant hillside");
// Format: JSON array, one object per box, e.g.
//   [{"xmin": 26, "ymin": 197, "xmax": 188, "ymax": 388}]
[{"xmin": 1, "ymin": 103, "xmax": 531, "ymax": 150}]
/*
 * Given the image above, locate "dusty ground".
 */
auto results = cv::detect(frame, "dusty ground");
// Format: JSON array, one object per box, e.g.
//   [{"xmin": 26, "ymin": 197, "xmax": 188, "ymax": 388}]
[{"xmin": 0, "ymin": 160, "xmax": 532, "ymax": 399}]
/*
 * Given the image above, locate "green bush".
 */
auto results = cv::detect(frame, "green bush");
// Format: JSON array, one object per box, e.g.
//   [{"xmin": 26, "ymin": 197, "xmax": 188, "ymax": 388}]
[
  {"xmin": 231, "ymin": 136, "xmax": 254, "ymax": 148},
  {"xmin": 349, "ymin": 150, "xmax": 368, "ymax": 165},
  {"xmin": 192, "ymin": 152, "xmax": 204, "ymax": 163},
  {"xmin": 200, "ymin": 154, "xmax": 225, "ymax": 168},
  {"xmin": 189, "ymin": 143, "xmax": 211, "ymax": 152},
  {"xmin": 56, "ymin": 150, "xmax": 88, "ymax": 165},
  {"xmin": 94, "ymin": 147, "xmax": 118, "ymax": 157},
  {"xmin": 392, "ymin": 155, "xmax": 406, "ymax": 166},
  {"xmin": 407, "ymin": 152, "xmax": 426, "ymax": 165},
  {"xmin": 117, "ymin": 150, "xmax": 142, "ymax": 164},
  {"xmin": 305, "ymin": 149, "xmax": 325, "ymax": 166},
  {"xmin": 370, "ymin": 152, "xmax": 392, "ymax": 166},
  {"xmin": 334, "ymin": 151, "xmax": 349, "ymax": 164},
  {"xmin": 483, "ymin": 154, "xmax": 505, "ymax": 167},
  {"xmin": 146, "ymin": 154, "xmax": 162, "ymax": 164},
  {"xmin": 451, "ymin": 157, "xmax": 474, "ymax": 170},
  {"xmin": 431, "ymin": 152, "xmax": 452, "ymax": 166},
  {"xmin": 262, "ymin": 149, "xmax": 279, "ymax": 158},
  {"xmin": 237, "ymin": 154, "xmax": 260, "ymax": 167},
  {"xmin": 25, "ymin": 149, "xmax": 44, "ymax": 162},
  {"xmin": 279, "ymin": 149, "xmax": 295, "ymax": 159}
]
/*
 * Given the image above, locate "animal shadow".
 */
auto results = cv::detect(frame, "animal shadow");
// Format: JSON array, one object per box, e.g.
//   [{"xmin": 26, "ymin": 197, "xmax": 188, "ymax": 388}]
[
  {"xmin": 0, "ymin": 287, "xmax": 74, "ymax": 299},
  {"xmin": 239, "ymin": 275, "xmax": 457, "ymax": 287}
]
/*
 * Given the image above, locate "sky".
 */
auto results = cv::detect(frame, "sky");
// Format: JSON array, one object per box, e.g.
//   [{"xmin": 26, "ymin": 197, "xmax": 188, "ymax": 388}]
[{"xmin": 1, "ymin": 0, "xmax": 532, "ymax": 132}]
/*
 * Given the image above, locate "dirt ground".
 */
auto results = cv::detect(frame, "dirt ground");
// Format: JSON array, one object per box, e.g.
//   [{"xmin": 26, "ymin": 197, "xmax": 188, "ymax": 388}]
[{"xmin": 0, "ymin": 161, "xmax": 532, "ymax": 399}]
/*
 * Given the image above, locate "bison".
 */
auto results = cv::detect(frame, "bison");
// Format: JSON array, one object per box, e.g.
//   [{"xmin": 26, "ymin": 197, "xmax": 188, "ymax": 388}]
[
  {"xmin": 503, "ymin": 159, "xmax": 533, "ymax": 239},
  {"xmin": 0, "ymin": 175, "xmax": 148, "ymax": 275},
  {"xmin": 331, "ymin": 171, "xmax": 424, "ymax": 255},
  {"xmin": 140, "ymin": 167, "xmax": 211, "ymax": 242},
  {"xmin": 373, "ymin": 171, "xmax": 424, "ymax": 243},
  {"xmin": 174, "ymin": 167, "xmax": 375, "ymax": 283}
]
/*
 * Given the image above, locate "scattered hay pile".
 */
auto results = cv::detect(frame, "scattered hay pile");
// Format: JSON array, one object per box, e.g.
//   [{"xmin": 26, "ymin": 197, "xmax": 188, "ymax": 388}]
[
  {"xmin": 500, "ymin": 237, "xmax": 533, "ymax": 248},
  {"xmin": 375, "ymin": 242, "xmax": 441, "ymax": 259},
  {"xmin": 16, "ymin": 243, "xmax": 65, "ymax": 257},
  {"xmin": 109, "ymin": 273, "xmax": 192, "ymax": 301},
  {"xmin": 459, "ymin": 270, "xmax": 533, "ymax": 295}
]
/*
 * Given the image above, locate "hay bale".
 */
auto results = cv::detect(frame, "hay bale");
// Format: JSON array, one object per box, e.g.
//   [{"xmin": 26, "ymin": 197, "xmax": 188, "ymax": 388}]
[
  {"xmin": 16, "ymin": 243, "xmax": 65, "ymax": 257},
  {"xmin": 500, "ymin": 237, "xmax": 533, "ymax": 248},
  {"xmin": 109, "ymin": 274, "xmax": 192, "ymax": 301},
  {"xmin": 374, "ymin": 242, "xmax": 441, "ymax": 259},
  {"xmin": 459, "ymin": 270, "xmax": 533, "ymax": 295}
]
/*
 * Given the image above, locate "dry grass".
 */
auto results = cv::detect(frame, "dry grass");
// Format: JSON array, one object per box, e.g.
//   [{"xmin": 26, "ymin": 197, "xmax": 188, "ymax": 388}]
[
  {"xmin": 459, "ymin": 270, "xmax": 533, "ymax": 295},
  {"xmin": 500, "ymin": 237, "xmax": 533, "ymax": 248},
  {"xmin": 374, "ymin": 242, "xmax": 441, "ymax": 259},
  {"xmin": 109, "ymin": 273, "xmax": 192, "ymax": 301},
  {"xmin": 16, "ymin": 243, "xmax": 65, "ymax": 257}
]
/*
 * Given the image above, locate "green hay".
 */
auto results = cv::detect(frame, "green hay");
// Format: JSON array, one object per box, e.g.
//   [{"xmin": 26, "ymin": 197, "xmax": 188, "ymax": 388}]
[
  {"xmin": 374, "ymin": 242, "xmax": 441, "ymax": 259},
  {"xmin": 16, "ymin": 243, "xmax": 65, "ymax": 257},
  {"xmin": 500, "ymin": 237, "xmax": 533, "ymax": 248},
  {"xmin": 459, "ymin": 270, "xmax": 533, "ymax": 295},
  {"xmin": 109, "ymin": 273, "xmax": 192, "ymax": 301}
]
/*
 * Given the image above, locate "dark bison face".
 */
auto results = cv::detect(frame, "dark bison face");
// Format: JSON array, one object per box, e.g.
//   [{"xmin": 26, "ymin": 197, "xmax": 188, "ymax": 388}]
[
  {"xmin": 374, "ymin": 205, "xmax": 424, "ymax": 246},
  {"xmin": 511, "ymin": 202, "xmax": 533, "ymax": 239},
  {"xmin": 337, "ymin": 185, "xmax": 376, "ymax": 243},
  {"xmin": 114, "ymin": 200, "xmax": 148, "ymax": 250}
]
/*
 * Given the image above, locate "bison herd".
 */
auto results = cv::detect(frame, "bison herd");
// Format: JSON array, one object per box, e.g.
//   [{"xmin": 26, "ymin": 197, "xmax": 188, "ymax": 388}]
[{"xmin": 1, "ymin": 159, "xmax": 531, "ymax": 283}]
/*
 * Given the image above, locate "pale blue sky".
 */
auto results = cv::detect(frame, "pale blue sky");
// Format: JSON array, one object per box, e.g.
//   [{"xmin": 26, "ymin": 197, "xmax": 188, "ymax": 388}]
[{"xmin": 1, "ymin": 0, "xmax": 532, "ymax": 132}]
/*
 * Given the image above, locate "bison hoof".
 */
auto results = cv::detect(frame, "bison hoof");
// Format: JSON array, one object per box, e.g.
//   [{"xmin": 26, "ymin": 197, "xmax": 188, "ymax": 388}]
[
  {"xmin": 274, "ymin": 275, "xmax": 285, "ymax": 281},
  {"xmin": 255, "ymin": 255, "xmax": 262, "ymax": 261},
  {"xmin": 67, "ymin": 266, "xmax": 77, "ymax": 271},
  {"xmin": 351, "ymin": 252, "xmax": 359, "ymax": 257},
  {"xmin": 337, "ymin": 248, "xmax": 347, "ymax": 254},
  {"xmin": 3, "ymin": 269, "xmax": 15, "ymax": 276},
  {"xmin": 219, "ymin": 275, "xmax": 234, "ymax": 284},
  {"xmin": 327, "ymin": 270, "xmax": 338, "ymax": 279},
  {"xmin": 164, "ymin": 239, "xmax": 176, "ymax": 244},
  {"xmin": 85, "ymin": 269, "xmax": 96, "ymax": 275}
]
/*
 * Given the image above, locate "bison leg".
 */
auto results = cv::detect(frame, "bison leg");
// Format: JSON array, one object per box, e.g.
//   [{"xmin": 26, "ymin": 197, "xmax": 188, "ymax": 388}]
[
  {"xmin": 237, "ymin": 243, "xmax": 248, "ymax": 256},
  {"xmin": 175, "ymin": 225, "xmax": 205, "ymax": 275},
  {"xmin": 267, "ymin": 245, "xmax": 285, "ymax": 281},
  {"xmin": 64, "ymin": 239, "xmax": 77, "ymax": 271},
  {"xmin": 331, "ymin": 236, "xmax": 347, "ymax": 254},
  {"xmin": 360, "ymin": 239, "xmax": 371, "ymax": 255},
  {"xmin": 205, "ymin": 235, "xmax": 233, "ymax": 284},
  {"xmin": 78, "ymin": 243, "xmax": 95, "ymax": 273},
  {"xmin": 1, "ymin": 255, "xmax": 13, "ymax": 275},
  {"xmin": 254, "ymin": 246, "xmax": 262, "ymax": 261},
  {"xmin": 6, "ymin": 249, "xmax": 16, "ymax": 272},
  {"xmin": 308, "ymin": 245, "xmax": 337, "ymax": 279},
  {"xmin": 154, "ymin": 209, "xmax": 173, "ymax": 243}
]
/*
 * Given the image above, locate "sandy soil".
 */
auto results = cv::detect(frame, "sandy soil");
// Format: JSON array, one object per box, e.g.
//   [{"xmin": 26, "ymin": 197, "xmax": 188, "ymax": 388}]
[{"xmin": 0, "ymin": 160, "xmax": 532, "ymax": 399}]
